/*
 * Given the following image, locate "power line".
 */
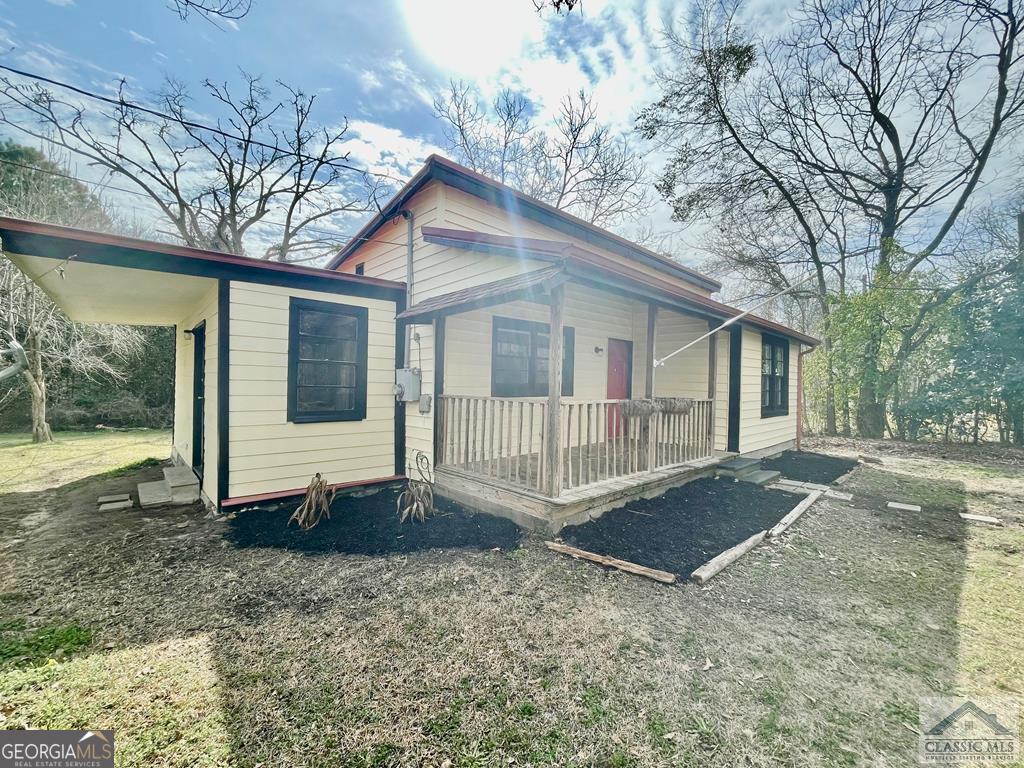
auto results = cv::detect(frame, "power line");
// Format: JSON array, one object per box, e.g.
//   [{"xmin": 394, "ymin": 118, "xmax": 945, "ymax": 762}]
[
  {"xmin": 0, "ymin": 62, "xmax": 407, "ymax": 185},
  {"xmin": 0, "ymin": 155, "xmax": 411, "ymax": 249}
]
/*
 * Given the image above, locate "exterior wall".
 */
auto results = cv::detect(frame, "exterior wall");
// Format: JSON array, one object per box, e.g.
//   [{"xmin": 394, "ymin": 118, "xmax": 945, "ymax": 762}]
[
  {"xmin": 226, "ymin": 281, "xmax": 397, "ymax": 499},
  {"xmin": 439, "ymin": 186, "xmax": 715, "ymax": 299},
  {"xmin": 713, "ymin": 332, "xmax": 730, "ymax": 452},
  {"xmin": 443, "ymin": 284, "xmax": 650, "ymax": 401},
  {"xmin": 172, "ymin": 282, "xmax": 220, "ymax": 504},
  {"xmin": 738, "ymin": 328, "xmax": 800, "ymax": 455}
]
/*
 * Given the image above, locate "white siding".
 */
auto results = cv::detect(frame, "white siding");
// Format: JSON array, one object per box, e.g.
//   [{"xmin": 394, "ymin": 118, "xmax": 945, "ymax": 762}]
[
  {"xmin": 172, "ymin": 282, "xmax": 220, "ymax": 504},
  {"xmin": 226, "ymin": 281, "xmax": 397, "ymax": 499},
  {"xmin": 738, "ymin": 328, "xmax": 799, "ymax": 455},
  {"xmin": 439, "ymin": 187, "xmax": 715, "ymax": 299},
  {"xmin": 443, "ymin": 284, "xmax": 651, "ymax": 401}
]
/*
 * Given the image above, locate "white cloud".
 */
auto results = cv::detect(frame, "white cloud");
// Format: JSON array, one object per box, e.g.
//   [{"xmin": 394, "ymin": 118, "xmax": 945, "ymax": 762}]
[
  {"xmin": 221, "ymin": 18, "xmax": 239, "ymax": 31},
  {"xmin": 45, "ymin": 0, "xmax": 75, "ymax": 6},
  {"xmin": 339, "ymin": 120, "xmax": 442, "ymax": 182},
  {"xmin": 358, "ymin": 70, "xmax": 382, "ymax": 92},
  {"xmin": 126, "ymin": 29, "xmax": 155, "ymax": 45}
]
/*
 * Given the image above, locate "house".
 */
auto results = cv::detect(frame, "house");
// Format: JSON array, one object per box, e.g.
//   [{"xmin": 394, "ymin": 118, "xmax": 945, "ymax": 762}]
[{"xmin": 0, "ymin": 154, "xmax": 817, "ymax": 531}]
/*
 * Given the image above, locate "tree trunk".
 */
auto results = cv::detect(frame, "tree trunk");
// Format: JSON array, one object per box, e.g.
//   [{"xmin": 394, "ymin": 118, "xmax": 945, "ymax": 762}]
[
  {"xmin": 23, "ymin": 336, "xmax": 53, "ymax": 443},
  {"xmin": 972, "ymin": 408, "xmax": 981, "ymax": 445},
  {"xmin": 823, "ymin": 337, "xmax": 838, "ymax": 436}
]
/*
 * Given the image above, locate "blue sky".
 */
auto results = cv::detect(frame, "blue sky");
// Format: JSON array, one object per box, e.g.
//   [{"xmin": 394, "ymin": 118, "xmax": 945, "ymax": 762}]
[{"xmin": 0, "ymin": 0, "xmax": 710, "ymax": 234}]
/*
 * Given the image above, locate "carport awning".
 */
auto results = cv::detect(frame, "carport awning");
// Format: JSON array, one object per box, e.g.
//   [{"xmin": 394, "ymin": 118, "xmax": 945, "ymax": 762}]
[{"xmin": 0, "ymin": 216, "xmax": 406, "ymax": 326}]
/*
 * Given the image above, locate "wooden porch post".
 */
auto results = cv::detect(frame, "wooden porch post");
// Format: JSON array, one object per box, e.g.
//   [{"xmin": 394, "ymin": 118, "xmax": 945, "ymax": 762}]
[
  {"xmin": 642, "ymin": 304, "xmax": 657, "ymax": 469},
  {"xmin": 545, "ymin": 286, "xmax": 564, "ymax": 496},
  {"xmin": 707, "ymin": 321, "xmax": 717, "ymax": 454}
]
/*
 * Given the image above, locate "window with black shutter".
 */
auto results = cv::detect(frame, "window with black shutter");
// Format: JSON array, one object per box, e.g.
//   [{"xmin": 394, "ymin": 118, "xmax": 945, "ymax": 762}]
[
  {"xmin": 491, "ymin": 317, "xmax": 574, "ymax": 397},
  {"xmin": 761, "ymin": 335, "xmax": 789, "ymax": 418},
  {"xmin": 287, "ymin": 297, "xmax": 368, "ymax": 423}
]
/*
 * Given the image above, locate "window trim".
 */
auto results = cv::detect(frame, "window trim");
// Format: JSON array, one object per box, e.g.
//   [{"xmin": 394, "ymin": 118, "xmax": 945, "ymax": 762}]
[
  {"xmin": 490, "ymin": 316, "xmax": 575, "ymax": 398},
  {"xmin": 760, "ymin": 333, "xmax": 790, "ymax": 418},
  {"xmin": 287, "ymin": 296, "xmax": 368, "ymax": 423}
]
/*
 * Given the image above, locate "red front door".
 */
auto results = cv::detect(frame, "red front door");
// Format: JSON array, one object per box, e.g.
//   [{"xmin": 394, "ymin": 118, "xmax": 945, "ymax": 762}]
[{"xmin": 607, "ymin": 339, "xmax": 632, "ymax": 437}]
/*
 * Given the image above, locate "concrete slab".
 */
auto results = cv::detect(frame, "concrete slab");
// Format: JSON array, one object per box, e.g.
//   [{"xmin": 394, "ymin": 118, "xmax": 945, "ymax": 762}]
[
  {"xmin": 740, "ymin": 469, "xmax": 781, "ymax": 487},
  {"xmin": 99, "ymin": 499, "xmax": 133, "ymax": 511},
  {"xmin": 719, "ymin": 456, "xmax": 760, "ymax": 472},
  {"xmin": 959, "ymin": 512, "xmax": 1002, "ymax": 525},
  {"xmin": 138, "ymin": 480, "xmax": 173, "ymax": 508},
  {"xmin": 887, "ymin": 501, "xmax": 922, "ymax": 512},
  {"xmin": 98, "ymin": 493, "xmax": 131, "ymax": 504},
  {"xmin": 163, "ymin": 466, "xmax": 199, "ymax": 489}
]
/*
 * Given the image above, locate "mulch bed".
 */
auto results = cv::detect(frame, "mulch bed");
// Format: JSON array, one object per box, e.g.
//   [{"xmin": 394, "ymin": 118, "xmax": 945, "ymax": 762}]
[
  {"xmin": 761, "ymin": 450, "xmax": 858, "ymax": 485},
  {"xmin": 226, "ymin": 487, "xmax": 521, "ymax": 555},
  {"xmin": 559, "ymin": 477, "xmax": 802, "ymax": 579}
]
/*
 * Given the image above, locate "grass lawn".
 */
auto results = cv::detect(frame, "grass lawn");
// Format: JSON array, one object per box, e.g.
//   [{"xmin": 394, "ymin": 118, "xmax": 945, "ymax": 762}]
[
  {"xmin": 0, "ymin": 433, "xmax": 1022, "ymax": 767},
  {"xmin": 0, "ymin": 429, "xmax": 171, "ymax": 494}
]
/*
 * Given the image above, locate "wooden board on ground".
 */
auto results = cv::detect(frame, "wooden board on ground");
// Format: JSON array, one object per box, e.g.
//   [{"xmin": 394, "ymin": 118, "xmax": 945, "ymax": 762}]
[
  {"xmin": 545, "ymin": 540, "xmax": 677, "ymax": 584},
  {"xmin": 767, "ymin": 490, "xmax": 824, "ymax": 539},
  {"xmin": 690, "ymin": 530, "xmax": 767, "ymax": 585}
]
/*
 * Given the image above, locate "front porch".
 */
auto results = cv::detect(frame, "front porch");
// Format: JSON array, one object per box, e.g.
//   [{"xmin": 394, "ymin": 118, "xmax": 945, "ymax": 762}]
[
  {"xmin": 399, "ymin": 266, "xmax": 736, "ymax": 531},
  {"xmin": 435, "ymin": 394, "xmax": 722, "ymax": 530}
]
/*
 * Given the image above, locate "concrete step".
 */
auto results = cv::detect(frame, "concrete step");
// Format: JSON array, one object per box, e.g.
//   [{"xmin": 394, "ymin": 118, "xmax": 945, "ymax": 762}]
[
  {"xmin": 138, "ymin": 480, "xmax": 173, "ymax": 508},
  {"xmin": 163, "ymin": 466, "xmax": 200, "ymax": 504},
  {"xmin": 717, "ymin": 456, "xmax": 761, "ymax": 478},
  {"xmin": 739, "ymin": 469, "xmax": 781, "ymax": 487}
]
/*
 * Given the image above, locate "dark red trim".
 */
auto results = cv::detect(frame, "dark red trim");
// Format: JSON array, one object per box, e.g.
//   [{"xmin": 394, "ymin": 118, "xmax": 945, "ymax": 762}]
[
  {"xmin": 220, "ymin": 474, "xmax": 404, "ymax": 509},
  {"xmin": 0, "ymin": 216, "xmax": 404, "ymax": 291}
]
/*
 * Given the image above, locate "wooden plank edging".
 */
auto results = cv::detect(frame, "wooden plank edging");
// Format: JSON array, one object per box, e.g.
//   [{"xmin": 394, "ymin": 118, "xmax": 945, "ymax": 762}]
[
  {"xmin": 690, "ymin": 530, "xmax": 766, "ymax": 585},
  {"xmin": 545, "ymin": 541, "xmax": 677, "ymax": 584},
  {"xmin": 767, "ymin": 489, "xmax": 824, "ymax": 539}
]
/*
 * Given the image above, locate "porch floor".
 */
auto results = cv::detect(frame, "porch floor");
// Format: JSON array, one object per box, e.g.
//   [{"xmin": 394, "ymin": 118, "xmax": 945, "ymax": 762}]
[{"xmin": 435, "ymin": 454, "xmax": 727, "ymax": 533}]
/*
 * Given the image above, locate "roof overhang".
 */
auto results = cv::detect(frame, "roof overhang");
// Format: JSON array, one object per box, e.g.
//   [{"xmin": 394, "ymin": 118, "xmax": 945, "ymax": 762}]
[
  {"xmin": 0, "ymin": 217, "xmax": 407, "ymax": 325},
  {"xmin": 398, "ymin": 258, "xmax": 820, "ymax": 347},
  {"xmin": 328, "ymin": 155, "xmax": 722, "ymax": 294}
]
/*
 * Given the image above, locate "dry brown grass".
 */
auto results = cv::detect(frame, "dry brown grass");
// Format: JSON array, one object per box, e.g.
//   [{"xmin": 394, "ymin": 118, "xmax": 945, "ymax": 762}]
[{"xmin": 1, "ymin": 435, "xmax": 1021, "ymax": 767}]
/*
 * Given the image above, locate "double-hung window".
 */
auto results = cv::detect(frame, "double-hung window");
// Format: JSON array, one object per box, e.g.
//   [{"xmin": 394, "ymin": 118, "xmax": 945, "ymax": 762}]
[
  {"xmin": 761, "ymin": 335, "xmax": 789, "ymax": 418},
  {"xmin": 287, "ymin": 297, "xmax": 368, "ymax": 423},
  {"xmin": 491, "ymin": 317, "xmax": 574, "ymax": 397}
]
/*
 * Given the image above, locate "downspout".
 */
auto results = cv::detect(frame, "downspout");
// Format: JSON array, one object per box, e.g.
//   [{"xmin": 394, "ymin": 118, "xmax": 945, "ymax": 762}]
[{"xmin": 400, "ymin": 210, "xmax": 414, "ymax": 364}]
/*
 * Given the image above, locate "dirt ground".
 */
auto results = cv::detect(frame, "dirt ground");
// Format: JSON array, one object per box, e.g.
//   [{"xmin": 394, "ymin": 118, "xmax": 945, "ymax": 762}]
[{"xmin": 1, "ymin": 433, "xmax": 1022, "ymax": 767}]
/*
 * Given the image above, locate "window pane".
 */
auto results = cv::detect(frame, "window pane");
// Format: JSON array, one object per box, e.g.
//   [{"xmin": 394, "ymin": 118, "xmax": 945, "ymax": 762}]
[
  {"xmin": 298, "ymin": 361, "xmax": 342, "ymax": 386},
  {"xmin": 762, "ymin": 345, "xmax": 772, "ymax": 375},
  {"xmin": 296, "ymin": 385, "xmax": 355, "ymax": 413},
  {"xmin": 299, "ymin": 309, "xmax": 358, "ymax": 340}
]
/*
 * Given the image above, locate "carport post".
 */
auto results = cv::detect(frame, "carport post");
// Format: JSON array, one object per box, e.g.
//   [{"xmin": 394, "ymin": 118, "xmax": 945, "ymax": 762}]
[{"xmin": 545, "ymin": 285, "xmax": 564, "ymax": 497}]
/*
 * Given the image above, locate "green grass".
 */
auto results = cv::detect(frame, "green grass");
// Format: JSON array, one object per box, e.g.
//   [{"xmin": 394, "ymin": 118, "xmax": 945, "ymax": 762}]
[
  {"xmin": 0, "ymin": 619, "xmax": 93, "ymax": 667},
  {"xmin": 0, "ymin": 429, "xmax": 170, "ymax": 494},
  {"xmin": 0, "ymin": 435, "xmax": 1022, "ymax": 766}
]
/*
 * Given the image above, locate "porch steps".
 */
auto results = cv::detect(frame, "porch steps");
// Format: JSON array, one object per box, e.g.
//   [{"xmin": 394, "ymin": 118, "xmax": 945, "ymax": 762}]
[
  {"xmin": 137, "ymin": 467, "xmax": 201, "ymax": 509},
  {"xmin": 738, "ymin": 469, "xmax": 781, "ymax": 487},
  {"xmin": 716, "ymin": 456, "xmax": 761, "ymax": 478},
  {"xmin": 717, "ymin": 457, "xmax": 780, "ymax": 487}
]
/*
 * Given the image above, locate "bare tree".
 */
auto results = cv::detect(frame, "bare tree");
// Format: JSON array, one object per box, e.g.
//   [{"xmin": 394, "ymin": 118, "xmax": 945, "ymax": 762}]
[
  {"xmin": 639, "ymin": 0, "xmax": 1024, "ymax": 436},
  {"xmin": 0, "ymin": 72, "xmax": 372, "ymax": 262},
  {"xmin": 434, "ymin": 82, "xmax": 650, "ymax": 229},
  {"xmin": 170, "ymin": 0, "xmax": 251, "ymax": 21},
  {"xmin": 0, "ymin": 143, "xmax": 146, "ymax": 442}
]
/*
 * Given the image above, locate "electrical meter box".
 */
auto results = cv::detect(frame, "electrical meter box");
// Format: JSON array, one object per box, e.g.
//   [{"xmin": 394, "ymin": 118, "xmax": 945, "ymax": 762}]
[{"xmin": 393, "ymin": 368, "xmax": 422, "ymax": 402}]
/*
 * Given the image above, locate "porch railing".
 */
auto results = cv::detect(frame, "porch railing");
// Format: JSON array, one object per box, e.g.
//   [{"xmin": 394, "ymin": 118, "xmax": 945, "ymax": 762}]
[
  {"xmin": 438, "ymin": 395, "xmax": 715, "ymax": 496},
  {"xmin": 439, "ymin": 396, "xmax": 549, "ymax": 493}
]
